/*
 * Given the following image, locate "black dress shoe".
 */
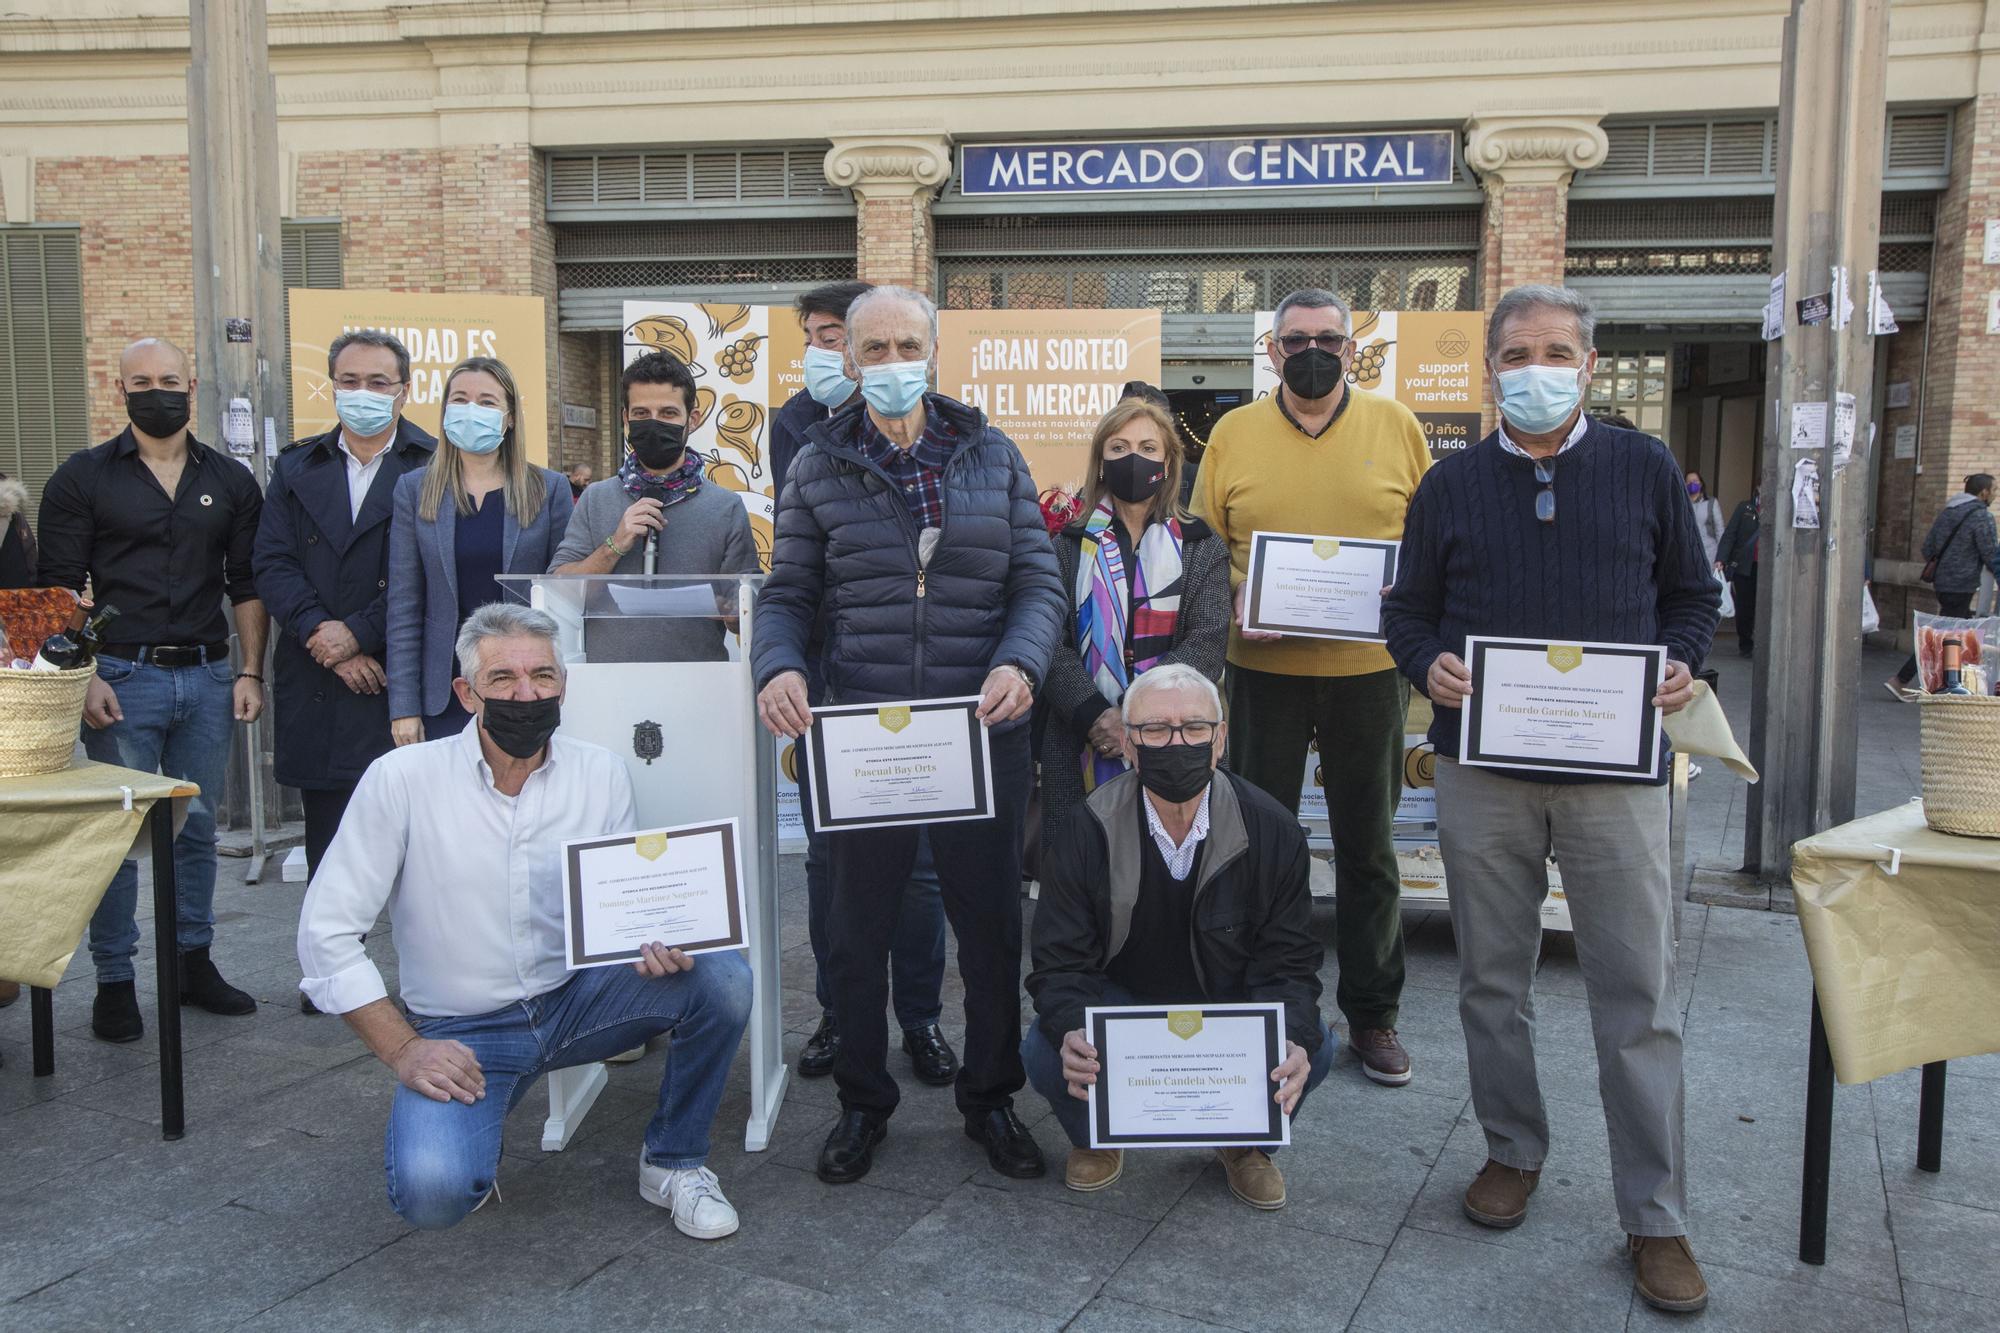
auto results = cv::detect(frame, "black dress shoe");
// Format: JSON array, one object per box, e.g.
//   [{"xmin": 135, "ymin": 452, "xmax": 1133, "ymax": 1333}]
[
  {"xmin": 799, "ymin": 1014, "xmax": 839, "ymax": 1078},
  {"xmin": 964, "ymin": 1108, "xmax": 1046, "ymax": 1179},
  {"xmin": 179, "ymin": 948, "xmax": 257, "ymax": 1016},
  {"xmin": 92, "ymin": 980, "xmax": 144, "ymax": 1043},
  {"xmin": 817, "ymin": 1109, "xmax": 888, "ymax": 1184},
  {"xmin": 901, "ymin": 1023, "xmax": 960, "ymax": 1086}
]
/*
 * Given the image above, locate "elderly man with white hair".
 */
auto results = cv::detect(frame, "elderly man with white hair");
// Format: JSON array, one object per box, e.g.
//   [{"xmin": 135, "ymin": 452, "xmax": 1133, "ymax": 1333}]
[
  {"xmin": 297, "ymin": 602, "xmax": 753, "ymax": 1239},
  {"xmin": 1383, "ymin": 283, "xmax": 1719, "ymax": 1314},
  {"xmin": 1022, "ymin": 663, "xmax": 1330, "ymax": 1207},
  {"xmin": 754, "ymin": 284, "xmax": 1065, "ymax": 1185}
]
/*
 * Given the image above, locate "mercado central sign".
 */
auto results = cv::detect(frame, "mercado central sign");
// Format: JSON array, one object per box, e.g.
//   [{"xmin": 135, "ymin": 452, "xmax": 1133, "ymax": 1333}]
[{"xmin": 958, "ymin": 131, "xmax": 1457, "ymax": 196}]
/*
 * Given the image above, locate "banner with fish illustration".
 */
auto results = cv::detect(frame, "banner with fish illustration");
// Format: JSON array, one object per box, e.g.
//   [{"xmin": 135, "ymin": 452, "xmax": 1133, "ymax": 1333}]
[
  {"xmin": 619, "ymin": 300, "xmax": 808, "ymax": 572},
  {"xmin": 1250, "ymin": 310, "xmax": 1485, "ymax": 460},
  {"xmin": 288, "ymin": 288, "xmax": 549, "ymax": 462}
]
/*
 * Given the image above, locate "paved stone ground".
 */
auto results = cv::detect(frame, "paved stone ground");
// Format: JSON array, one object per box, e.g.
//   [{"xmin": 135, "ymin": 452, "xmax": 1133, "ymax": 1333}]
[{"xmin": 3, "ymin": 644, "xmax": 1992, "ymax": 1331}]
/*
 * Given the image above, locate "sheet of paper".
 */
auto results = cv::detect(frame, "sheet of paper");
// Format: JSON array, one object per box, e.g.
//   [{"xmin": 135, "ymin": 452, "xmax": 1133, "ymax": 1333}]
[
  {"xmin": 1832, "ymin": 265, "xmax": 1853, "ymax": 330},
  {"xmin": 1894, "ymin": 424, "xmax": 1917, "ymax": 460},
  {"xmin": 605, "ymin": 582, "xmax": 724, "ymax": 617},
  {"xmin": 224, "ymin": 397, "xmax": 255, "ymax": 456},
  {"xmin": 1792, "ymin": 456, "xmax": 1821, "ymax": 530},
  {"xmin": 1458, "ymin": 637, "xmax": 1665, "ymax": 779},
  {"xmin": 1985, "ymin": 218, "xmax": 2000, "ymax": 265},
  {"xmin": 1791, "ymin": 401, "xmax": 1827, "ymax": 450},
  {"xmin": 1242, "ymin": 531, "xmax": 1397, "ymax": 641},
  {"xmin": 1868, "ymin": 270, "xmax": 1900, "ymax": 336},
  {"xmin": 1086, "ymin": 1003, "xmax": 1288, "ymax": 1149},
  {"xmin": 1762, "ymin": 273, "xmax": 1787, "ymax": 342},
  {"xmin": 1832, "ymin": 392, "xmax": 1856, "ymax": 469},
  {"xmin": 561, "ymin": 818, "xmax": 746, "ymax": 968},
  {"xmin": 1886, "ymin": 380, "xmax": 1913, "ymax": 410},
  {"xmin": 808, "ymin": 696, "xmax": 994, "ymax": 829}
]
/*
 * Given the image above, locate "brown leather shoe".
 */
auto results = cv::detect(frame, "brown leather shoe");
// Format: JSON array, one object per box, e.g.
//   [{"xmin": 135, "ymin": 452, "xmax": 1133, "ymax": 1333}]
[
  {"xmin": 1351, "ymin": 1027, "xmax": 1412, "ymax": 1086},
  {"xmin": 1629, "ymin": 1235, "xmax": 1709, "ymax": 1313},
  {"xmin": 1064, "ymin": 1147, "xmax": 1123, "ymax": 1193},
  {"xmin": 1217, "ymin": 1148, "xmax": 1287, "ymax": 1210},
  {"xmin": 1463, "ymin": 1159, "xmax": 1540, "ymax": 1229}
]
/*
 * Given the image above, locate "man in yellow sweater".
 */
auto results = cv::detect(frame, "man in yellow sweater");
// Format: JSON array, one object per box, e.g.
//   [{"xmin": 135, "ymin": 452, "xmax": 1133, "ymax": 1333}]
[{"xmin": 1192, "ymin": 288, "xmax": 1431, "ymax": 1088}]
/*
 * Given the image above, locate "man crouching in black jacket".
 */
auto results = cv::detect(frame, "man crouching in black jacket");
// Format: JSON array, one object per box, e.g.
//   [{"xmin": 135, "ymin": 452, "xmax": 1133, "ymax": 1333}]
[{"xmin": 1024, "ymin": 663, "xmax": 1332, "ymax": 1208}]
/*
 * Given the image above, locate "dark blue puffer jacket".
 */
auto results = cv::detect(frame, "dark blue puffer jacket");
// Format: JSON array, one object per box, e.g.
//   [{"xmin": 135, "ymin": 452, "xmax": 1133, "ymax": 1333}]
[{"xmin": 752, "ymin": 393, "xmax": 1064, "ymax": 726}]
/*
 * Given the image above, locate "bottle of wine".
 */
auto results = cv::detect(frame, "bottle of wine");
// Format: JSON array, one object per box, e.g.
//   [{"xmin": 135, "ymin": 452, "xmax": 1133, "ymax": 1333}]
[
  {"xmin": 33, "ymin": 602, "xmax": 119, "ymax": 672},
  {"xmin": 1939, "ymin": 636, "xmax": 1972, "ymax": 696}
]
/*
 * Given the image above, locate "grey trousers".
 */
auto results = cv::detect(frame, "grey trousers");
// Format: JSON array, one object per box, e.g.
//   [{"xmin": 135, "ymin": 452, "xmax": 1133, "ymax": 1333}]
[{"xmin": 1433, "ymin": 758, "xmax": 1687, "ymax": 1237}]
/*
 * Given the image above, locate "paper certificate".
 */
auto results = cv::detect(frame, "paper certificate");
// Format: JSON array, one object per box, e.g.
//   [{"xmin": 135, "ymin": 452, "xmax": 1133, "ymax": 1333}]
[
  {"xmin": 807, "ymin": 696, "xmax": 994, "ymax": 830},
  {"xmin": 561, "ymin": 818, "xmax": 747, "ymax": 969},
  {"xmin": 1086, "ymin": 1002, "xmax": 1288, "ymax": 1149},
  {"xmin": 1242, "ymin": 531, "xmax": 1398, "ymax": 641},
  {"xmin": 1459, "ymin": 637, "xmax": 1666, "ymax": 779}
]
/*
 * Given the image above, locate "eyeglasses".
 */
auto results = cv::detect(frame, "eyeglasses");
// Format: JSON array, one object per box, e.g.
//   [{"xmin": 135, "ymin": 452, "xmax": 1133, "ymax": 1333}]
[
  {"xmin": 1275, "ymin": 332, "xmax": 1350, "ymax": 357},
  {"xmin": 334, "ymin": 376, "xmax": 404, "ymax": 394},
  {"xmin": 1127, "ymin": 720, "xmax": 1220, "ymax": 747},
  {"xmin": 1534, "ymin": 457, "xmax": 1557, "ymax": 523}
]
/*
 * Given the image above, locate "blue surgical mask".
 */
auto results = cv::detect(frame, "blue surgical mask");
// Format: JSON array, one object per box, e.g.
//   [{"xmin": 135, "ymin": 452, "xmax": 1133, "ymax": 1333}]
[
  {"xmin": 1495, "ymin": 365, "xmax": 1586, "ymax": 435},
  {"xmin": 443, "ymin": 402, "xmax": 506, "ymax": 455},
  {"xmin": 803, "ymin": 345, "xmax": 857, "ymax": 408},
  {"xmin": 333, "ymin": 388, "xmax": 398, "ymax": 438},
  {"xmin": 858, "ymin": 360, "xmax": 930, "ymax": 418}
]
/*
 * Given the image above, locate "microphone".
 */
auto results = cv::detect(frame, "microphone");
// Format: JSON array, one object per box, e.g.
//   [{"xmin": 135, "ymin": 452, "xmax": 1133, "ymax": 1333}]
[{"xmin": 644, "ymin": 529, "xmax": 659, "ymax": 576}]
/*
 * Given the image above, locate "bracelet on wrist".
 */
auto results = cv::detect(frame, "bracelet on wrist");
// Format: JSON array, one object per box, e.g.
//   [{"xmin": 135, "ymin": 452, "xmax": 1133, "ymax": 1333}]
[
  {"xmin": 604, "ymin": 536, "xmax": 629, "ymax": 557},
  {"xmin": 236, "ymin": 673, "xmax": 263, "ymax": 683}
]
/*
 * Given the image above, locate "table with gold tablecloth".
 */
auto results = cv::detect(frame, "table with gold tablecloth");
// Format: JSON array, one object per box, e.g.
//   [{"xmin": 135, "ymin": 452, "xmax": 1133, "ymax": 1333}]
[
  {"xmin": 0, "ymin": 760, "xmax": 199, "ymax": 1139},
  {"xmin": 1790, "ymin": 799, "xmax": 2000, "ymax": 1264}
]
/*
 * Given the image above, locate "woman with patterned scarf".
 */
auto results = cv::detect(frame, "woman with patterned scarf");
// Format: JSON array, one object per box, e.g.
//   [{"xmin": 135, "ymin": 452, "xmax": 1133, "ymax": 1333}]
[{"xmin": 1035, "ymin": 398, "xmax": 1230, "ymax": 856}]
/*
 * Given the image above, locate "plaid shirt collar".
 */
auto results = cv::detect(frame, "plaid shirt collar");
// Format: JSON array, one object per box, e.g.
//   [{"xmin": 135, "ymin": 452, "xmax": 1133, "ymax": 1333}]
[{"xmin": 853, "ymin": 395, "xmax": 958, "ymax": 471}]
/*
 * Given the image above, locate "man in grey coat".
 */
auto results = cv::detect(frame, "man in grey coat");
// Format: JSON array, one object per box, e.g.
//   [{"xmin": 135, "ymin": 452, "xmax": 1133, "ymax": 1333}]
[
  {"xmin": 1891, "ymin": 473, "xmax": 1999, "ymax": 692},
  {"xmin": 551, "ymin": 352, "xmax": 759, "ymax": 661}
]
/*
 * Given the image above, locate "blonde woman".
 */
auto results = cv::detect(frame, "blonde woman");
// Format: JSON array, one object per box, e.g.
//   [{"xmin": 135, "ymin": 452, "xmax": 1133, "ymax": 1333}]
[
  {"xmin": 1036, "ymin": 397, "xmax": 1230, "ymax": 853},
  {"xmin": 387, "ymin": 356, "xmax": 571, "ymax": 742}
]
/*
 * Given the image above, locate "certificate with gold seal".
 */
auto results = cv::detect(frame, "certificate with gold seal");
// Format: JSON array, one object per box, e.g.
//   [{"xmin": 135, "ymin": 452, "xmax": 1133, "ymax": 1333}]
[
  {"xmin": 1459, "ymin": 636, "xmax": 1666, "ymax": 779},
  {"xmin": 561, "ymin": 818, "xmax": 747, "ymax": 969},
  {"xmin": 1087, "ymin": 1002, "xmax": 1289, "ymax": 1149},
  {"xmin": 1242, "ymin": 531, "xmax": 1399, "ymax": 641},
  {"xmin": 807, "ymin": 696, "xmax": 994, "ymax": 830}
]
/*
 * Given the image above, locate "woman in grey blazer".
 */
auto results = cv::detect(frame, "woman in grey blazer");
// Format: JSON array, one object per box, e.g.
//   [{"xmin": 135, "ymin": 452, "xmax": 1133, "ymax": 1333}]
[
  {"xmin": 387, "ymin": 355, "xmax": 573, "ymax": 742},
  {"xmin": 1037, "ymin": 397, "xmax": 1230, "ymax": 854}
]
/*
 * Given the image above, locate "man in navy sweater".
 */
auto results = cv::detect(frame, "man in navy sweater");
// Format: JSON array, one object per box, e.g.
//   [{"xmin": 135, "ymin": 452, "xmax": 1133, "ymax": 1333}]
[{"xmin": 1383, "ymin": 285, "xmax": 1720, "ymax": 1315}]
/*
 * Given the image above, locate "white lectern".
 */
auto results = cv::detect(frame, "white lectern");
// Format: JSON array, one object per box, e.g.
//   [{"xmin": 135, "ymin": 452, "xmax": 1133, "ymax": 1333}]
[{"xmin": 498, "ymin": 572, "xmax": 787, "ymax": 1152}]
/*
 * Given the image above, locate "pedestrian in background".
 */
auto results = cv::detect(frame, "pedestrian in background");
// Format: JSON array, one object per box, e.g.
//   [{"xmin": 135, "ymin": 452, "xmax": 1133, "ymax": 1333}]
[
  {"xmin": 0, "ymin": 470, "xmax": 36, "ymax": 588},
  {"xmin": 1716, "ymin": 482, "xmax": 1761, "ymax": 657},
  {"xmin": 1684, "ymin": 470, "xmax": 1724, "ymax": 570},
  {"xmin": 1889, "ymin": 472, "xmax": 2000, "ymax": 693}
]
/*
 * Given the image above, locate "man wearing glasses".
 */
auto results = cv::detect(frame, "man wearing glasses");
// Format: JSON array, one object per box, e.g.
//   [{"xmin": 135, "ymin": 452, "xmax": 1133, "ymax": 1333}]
[
  {"xmin": 1192, "ymin": 287, "xmax": 1430, "ymax": 1089},
  {"xmin": 255, "ymin": 330, "xmax": 437, "ymax": 892},
  {"xmin": 1023, "ymin": 664, "xmax": 1329, "ymax": 1206},
  {"xmin": 1382, "ymin": 285, "xmax": 1718, "ymax": 1314}
]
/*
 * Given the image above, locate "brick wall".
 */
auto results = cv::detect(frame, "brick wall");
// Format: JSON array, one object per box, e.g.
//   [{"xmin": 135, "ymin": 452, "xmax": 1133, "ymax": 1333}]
[
  {"xmin": 37, "ymin": 155, "xmax": 196, "ymax": 445},
  {"xmin": 555, "ymin": 330, "xmax": 608, "ymax": 472},
  {"xmin": 1916, "ymin": 96, "xmax": 2000, "ymax": 532},
  {"xmin": 856, "ymin": 194, "xmax": 934, "ymax": 293},
  {"xmin": 1476, "ymin": 181, "xmax": 1570, "ymax": 435}
]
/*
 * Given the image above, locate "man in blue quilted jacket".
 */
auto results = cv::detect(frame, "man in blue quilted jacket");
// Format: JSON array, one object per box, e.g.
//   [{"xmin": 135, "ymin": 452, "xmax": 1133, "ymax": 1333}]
[{"xmin": 755, "ymin": 285, "xmax": 1065, "ymax": 1186}]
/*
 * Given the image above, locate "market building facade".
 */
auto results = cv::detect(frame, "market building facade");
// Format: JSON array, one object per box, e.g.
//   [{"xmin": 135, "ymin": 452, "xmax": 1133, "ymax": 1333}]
[{"xmin": 3, "ymin": 0, "xmax": 1998, "ymax": 630}]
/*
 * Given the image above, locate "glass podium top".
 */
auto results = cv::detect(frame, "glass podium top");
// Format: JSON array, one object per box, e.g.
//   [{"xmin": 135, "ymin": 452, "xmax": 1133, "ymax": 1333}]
[{"xmin": 496, "ymin": 573, "xmax": 767, "ymax": 665}]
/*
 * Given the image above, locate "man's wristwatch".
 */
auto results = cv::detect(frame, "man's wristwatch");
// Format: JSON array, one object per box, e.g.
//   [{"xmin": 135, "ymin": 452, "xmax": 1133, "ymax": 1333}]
[{"xmin": 998, "ymin": 663, "xmax": 1036, "ymax": 692}]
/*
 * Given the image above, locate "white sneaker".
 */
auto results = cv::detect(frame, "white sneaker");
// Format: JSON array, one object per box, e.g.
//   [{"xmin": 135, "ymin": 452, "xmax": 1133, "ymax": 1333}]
[{"xmin": 638, "ymin": 1153, "xmax": 739, "ymax": 1240}]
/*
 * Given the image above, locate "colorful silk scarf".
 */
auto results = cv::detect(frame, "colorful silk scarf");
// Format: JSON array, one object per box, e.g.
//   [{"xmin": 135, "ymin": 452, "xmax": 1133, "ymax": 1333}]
[{"xmin": 1074, "ymin": 501, "xmax": 1184, "ymax": 793}]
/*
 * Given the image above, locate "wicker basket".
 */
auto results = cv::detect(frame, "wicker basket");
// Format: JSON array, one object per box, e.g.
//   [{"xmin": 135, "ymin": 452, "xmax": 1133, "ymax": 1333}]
[
  {"xmin": 0, "ymin": 664, "xmax": 93, "ymax": 779},
  {"xmin": 1915, "ymin": 693, "xmax": 2000, "ymax": 838}
]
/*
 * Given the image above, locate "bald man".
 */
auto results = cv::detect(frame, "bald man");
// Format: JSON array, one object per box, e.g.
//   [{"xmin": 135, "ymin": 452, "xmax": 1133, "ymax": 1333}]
[{"xmin": 38, "ymin": 337, "xmax": 271, "ymax": 1043}]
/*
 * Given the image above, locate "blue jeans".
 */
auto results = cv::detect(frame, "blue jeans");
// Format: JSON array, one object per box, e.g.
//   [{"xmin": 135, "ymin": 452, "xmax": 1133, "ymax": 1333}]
[
  {"xmin": 1021, "ymin": 980, "xmax": 1336, "ymax": 1150},
  {"xmin": 386, "ymin": 952, "xmax": 752, "ymax": 1230},
  {"xmin": 800, "ymin": 750, "xmax": 946, "ymax": 1032},
  {"xmin": 80, "ymin": 655, "xmax": 236, "ymax": 982}
]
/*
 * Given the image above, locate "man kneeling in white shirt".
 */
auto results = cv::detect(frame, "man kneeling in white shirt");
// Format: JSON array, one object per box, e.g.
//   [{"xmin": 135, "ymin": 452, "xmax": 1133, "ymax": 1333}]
[{"xmin": 297, "ymin": 602, "xmax": 752, "ymax": 1238}]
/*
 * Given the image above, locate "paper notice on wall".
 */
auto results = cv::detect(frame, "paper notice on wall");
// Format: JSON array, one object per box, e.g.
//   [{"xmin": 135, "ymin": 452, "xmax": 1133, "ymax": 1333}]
[
  {"xmin": 263, "ymin": 417, "xmax": 278, "ymax": 459},
  {"xmin": 1866, "ymin": 271, "xmax": 1899, "ymax": 337},
  {"xmin": 1894, "ymin": 424, "xmax": 1918, "ymax": 460},
  {"xmin": 1792, "ymin": 456, "xmax": 1821, "ymax": 530},
  {"xmin": 1832, "ymin": 392, "xmax": 1857, "ymax": 469},
  {"xmin": 1790, "ymin": 401, "xmax": 1827, "ymax": 450},
  {"xmin": 1988, "ymin": 292, "xmax": 2000, "ymax": 335},
  {"xmin": 224, "ymin": 397, "xmax": 254, "ymax": 456},
  {"xmin": 1832, "ymin": 266, "xmax": 1853, "ymax": 330},
  {"xmin": 1886, "ymin": 380, "xmax": 1913, "ymax": 410},
  {"xmin": 1985, "ymin": 219, "xmax": 2000, "ymax": 265},
  {"xmin": 1762, "ymin": 273, "xmax": 1787, "ymax": 342}
]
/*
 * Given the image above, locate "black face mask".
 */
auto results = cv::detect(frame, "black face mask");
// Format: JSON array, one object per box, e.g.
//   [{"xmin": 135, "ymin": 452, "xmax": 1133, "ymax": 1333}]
[
  {"xmin": 1134, "ymin": 740, "xmax": 1214, "ymax": 804},
  {"xmin": 628, "ymin": 419, "xmax": 687, "ymax": 472},
  {"xmin": 1102, "ymin": 453, "xmax": 1168, "ymax": 505},
  {"xmin": 1280, "ymin": 347, "xmax": 1345, "ymax": 401},
  {"xmin": 126, "ymin": 388, "xmax": 191, "ymax": 439},
  {"xmin": 476, "ymin": 692, "xmax": 562, "ymax": 760}
]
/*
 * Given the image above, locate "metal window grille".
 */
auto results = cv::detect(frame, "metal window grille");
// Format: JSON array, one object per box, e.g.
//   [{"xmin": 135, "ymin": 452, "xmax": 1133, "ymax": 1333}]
[
  {"xmin": 280, "ymin": 220, "xmax": 343, "ymax": 443},
  {"xmin": 553, "ymin": 217, "xmax": 858, "ymax": 290},
  {"xmin": 1582, "ymin": 112, "xmax": 1951, "ymax": 185},
  {"xmin": 547, "ymin": 146, "xmax": 844, "ymax": 212},
  {"xmin": 1565, "ymin": 196, "xmax": 1935, "ymax": 279},
  {"xmin": 0, "ymin": 228, "xmax": 88, "ymax": 512}
]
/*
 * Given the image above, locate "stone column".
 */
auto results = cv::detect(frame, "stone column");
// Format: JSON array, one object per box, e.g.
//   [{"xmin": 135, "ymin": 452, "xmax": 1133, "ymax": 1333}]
[
  {"xmin": 825, "ymin": 133, "xmax": 953, "ymax": 294},
  {"xmin": 1464, "ymin": 111, "xmax": 1608, "ymax": 307}
]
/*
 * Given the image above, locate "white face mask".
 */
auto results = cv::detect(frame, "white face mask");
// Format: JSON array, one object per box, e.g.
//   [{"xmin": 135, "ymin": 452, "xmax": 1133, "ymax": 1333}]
[{"xmin": 1495, "ymin": 364, "xmax": 1586, "ymax": 434}]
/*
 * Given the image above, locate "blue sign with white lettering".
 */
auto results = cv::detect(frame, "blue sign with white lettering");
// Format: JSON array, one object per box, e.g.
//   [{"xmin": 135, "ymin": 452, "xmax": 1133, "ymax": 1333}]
[{"xmin": 958, "ymin": 132, "xmax": 1457, "ymax": 197}]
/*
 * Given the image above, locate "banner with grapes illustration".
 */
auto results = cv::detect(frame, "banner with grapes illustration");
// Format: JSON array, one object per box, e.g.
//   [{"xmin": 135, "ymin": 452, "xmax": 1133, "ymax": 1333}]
[{"xmin": 1251, "ymin": 309, "xmax": 1485, "ymax": 460}]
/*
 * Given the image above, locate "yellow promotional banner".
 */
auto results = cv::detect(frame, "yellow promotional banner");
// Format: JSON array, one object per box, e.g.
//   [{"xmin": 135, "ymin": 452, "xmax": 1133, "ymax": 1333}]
[
  {"xmin": 1252, "ymin": 310, "xmax": 1485, "ymax": 459},
  {"xmin": 938, "ymin": 309, "xmax": 1163, "ymax": 490},
  {"xmin": 620, "ymin": 301, "xmax": 808, "ymax": 572},
  {"xmin": 287, "ymin": 288, "xmax": 549, "ymax": 464}
]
